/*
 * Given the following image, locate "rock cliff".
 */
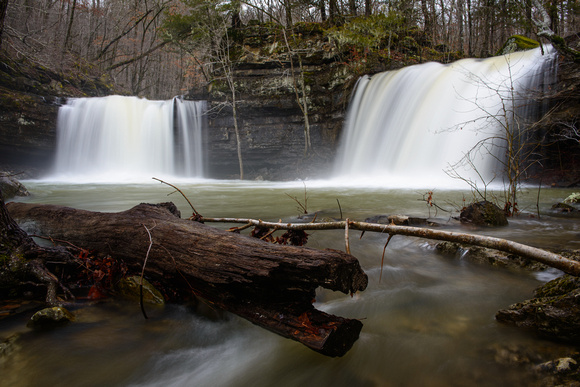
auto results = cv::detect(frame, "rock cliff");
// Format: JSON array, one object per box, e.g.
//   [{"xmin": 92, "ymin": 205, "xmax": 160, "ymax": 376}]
[{"xmin": 0, "ymin": 53, "xmax": 114, "ymax": 176}]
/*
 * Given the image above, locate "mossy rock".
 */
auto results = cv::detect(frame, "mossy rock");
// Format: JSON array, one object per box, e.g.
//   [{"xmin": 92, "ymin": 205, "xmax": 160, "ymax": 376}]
[
  {"xmin": 460, "ymin": 201, "xmax": 508, "ymax": 227},
  {"xmin": 551, "ymin": 202, "xmax": 578, "ymax": 213},
  {"xmin": 534, "ymin": 275, "xmax": 580, "ymax": 298},
  {"xmin": 496, "ymin": 35, "xmax": 540, "ymax": 55},
  {"xmin": 496, "ymin": 275, "xmax": 580, "ymax": 342},
  {"xmin": 116, "ymin": 276, "xmax": 165, "ymax": 305},
  {"xmin": 27, "ymin": 307, "xmax": 75, "ymax": 329}
]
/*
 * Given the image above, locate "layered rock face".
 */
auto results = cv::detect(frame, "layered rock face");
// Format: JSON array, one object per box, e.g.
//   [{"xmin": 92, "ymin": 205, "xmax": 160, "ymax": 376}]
[
  {"xmin": 188, "ymin": 23, "xmax": 357, "ymax": 180},
  {"xmin": 0, "ymin": 53, "xmax": 112, "ymax": 177}
]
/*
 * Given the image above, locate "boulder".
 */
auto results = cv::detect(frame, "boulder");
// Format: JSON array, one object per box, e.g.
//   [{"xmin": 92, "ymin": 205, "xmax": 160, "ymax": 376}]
[
  {"xmin": 0, "ymin": 174, "xmax": 30, "ymax": 199},
  {"xmin": 26, "ymin": 306, "xmax": 75, "ymax": 329},
  {"xmin": 495, "ymin": 275, "xmax": 580, "ymax": 343},
  {"xmin": 460, "ymin": 201, "xmax": 508, "ymax": 227},
  {"xmin": 116, "ymin": 275, "xmax": 165, "ymax": 305},
  {"xmin": 551, "ymin": 202, "xmax": 579, "ymax": 213},
  {"xmin": 435, "ymin": 241, "xmax": 548, "ymax": 271}
]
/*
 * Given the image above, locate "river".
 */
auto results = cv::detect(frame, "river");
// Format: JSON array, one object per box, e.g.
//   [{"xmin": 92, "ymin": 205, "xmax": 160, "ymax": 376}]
[{"xmin": 1, "ymin": 179, "xmax": 578, "ymax": 386}]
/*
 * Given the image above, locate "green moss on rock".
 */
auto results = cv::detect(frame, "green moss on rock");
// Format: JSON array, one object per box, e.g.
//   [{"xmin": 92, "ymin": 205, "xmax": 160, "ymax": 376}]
[
  {"xmin": 27, "ymin": 306, "xmax": 75, "ymax": 328},
  {"xmin": 496, "ymin": 35, "xmax": 540, "ymax": 55},
  {"xmin": 117, "ymin": 275, "xmax": 165, "ymax": 305}
]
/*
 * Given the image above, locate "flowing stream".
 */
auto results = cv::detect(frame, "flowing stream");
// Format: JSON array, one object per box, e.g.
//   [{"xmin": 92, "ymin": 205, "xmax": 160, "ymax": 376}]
[
  {"xmin": 1, "ymin": 46, "xmax": 575, "ymax": 386},
  {"xmin": 2, "ymin": 180, "xmax": 579, "ymax": 387}
]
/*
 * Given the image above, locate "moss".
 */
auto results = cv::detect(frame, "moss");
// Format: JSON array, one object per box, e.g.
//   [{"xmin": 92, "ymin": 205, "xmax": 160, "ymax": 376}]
[
  {"xmin": 0, "ymin": 253, "xmax": 8, "ymax": 267},
  {"xmin": 496, "ymin": 35, "xmax": 539, "ymax": 55},
  {"xmin": 534, "ymin": 275, "xmax": 580, "ymax": 298},
  {"xmin": 117, "ymin": 275, "xmax": 165, "ymax": 305}
]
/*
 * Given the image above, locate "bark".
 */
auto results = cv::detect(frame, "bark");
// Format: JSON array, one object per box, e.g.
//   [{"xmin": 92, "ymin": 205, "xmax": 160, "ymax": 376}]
[
  {"xmin": 6, "ymin": 202, "xmax": 368, "ymax": 357},
  {"xmin": 63, "ymin": 0, "xmax": 78, "ymax": 53},
  {"xmin": 0, "ymin": 0, "xmax": 8, "ymax": 48}
]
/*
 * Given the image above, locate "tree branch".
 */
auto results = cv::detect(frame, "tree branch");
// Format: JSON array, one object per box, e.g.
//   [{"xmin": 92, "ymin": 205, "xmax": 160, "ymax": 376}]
[{"xmin": 202, "ymin": 217, "xmax": 580, "ymax": 276}]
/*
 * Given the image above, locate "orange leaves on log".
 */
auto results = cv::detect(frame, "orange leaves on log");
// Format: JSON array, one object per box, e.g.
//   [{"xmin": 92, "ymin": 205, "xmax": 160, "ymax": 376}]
[
  {"xmin": 249, "ymin": 226, "xmax": 309, "ymax": 246},
  {"xmin": 74, "ymin": 249, "xmax": 127, "ymax": 298}
]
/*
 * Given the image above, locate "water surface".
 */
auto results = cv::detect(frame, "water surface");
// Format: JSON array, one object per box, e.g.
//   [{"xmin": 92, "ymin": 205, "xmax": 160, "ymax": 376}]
[{"xmin": 2, "ymin": 180, "xmax": 578, "ymax": 386}]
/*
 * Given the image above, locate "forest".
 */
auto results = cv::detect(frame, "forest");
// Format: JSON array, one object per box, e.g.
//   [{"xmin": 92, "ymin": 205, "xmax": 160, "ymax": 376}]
[{"xmin": 0, "ymin": 0, "xmax": 577, "ymax": 100}]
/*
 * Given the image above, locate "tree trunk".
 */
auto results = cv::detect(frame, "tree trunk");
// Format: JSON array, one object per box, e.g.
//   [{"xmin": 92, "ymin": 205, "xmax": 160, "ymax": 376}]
[
  {"xmin": 349, "ymin": 0, "xmax": 357, "ymax": 16},
  {"xmin": 329, "ymin": 0, "xmax": 339, "ymax": 22},
  {"xmin": 6, "ymin": 201, "xmax": 368, "ymax": 357},
  {"xmin": 365, "ymin": 0, "xmax": 371, "ymax": 16},
  {"xmin": 319, "ymin": 0, "xmax": 327, "ymax": 21},
  {"xmin": 0, "ymin": 0, "xmax": 8, "ymax": 48},
  {"xmin": 63, "ymin": 0, "xmax": 77, "ymax": 54}
]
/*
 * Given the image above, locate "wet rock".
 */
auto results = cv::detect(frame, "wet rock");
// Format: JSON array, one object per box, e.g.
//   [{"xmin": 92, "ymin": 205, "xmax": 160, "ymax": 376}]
[
  {"xmin": 488, "ymin": 342, "xmax": 543, "ymax": 366},
  {"xmin": 534, "ymin": 357, "xmax": 578, "ymax": 374},
  {"xmin": 116, "ymin": 275, "xmax": 165, "ymax": 305},
  {"xmin": 495, "ymin": 275, "xmax": 580, "ymax": 342},
  {"xmin": 0, "ymin": 334, "xmax": 20, "ymax": 360},
  {"xmin": 0, "ymin": 174, "xmax": 29, "ymax": 199},
  {"xmin": 27, "ymin": 306, "xmax": 75, "ymax": 328},
  {"xmin": 459, "ymin": 201, "xmax": 508, "ymax": 227},
  {"xmin": 551, "ymin": 202, "xmax": 579, "ymax": 213},
  {"xmin": 435, "ymin": 241, "xmax": 548, "ymax": 271}
]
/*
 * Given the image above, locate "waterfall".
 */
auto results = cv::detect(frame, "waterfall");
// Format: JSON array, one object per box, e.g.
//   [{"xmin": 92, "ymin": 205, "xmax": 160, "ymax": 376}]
[
  {"xmin": 333, "ymin": 46, "xmax": 557, "ymax": 188},
  {"xmin": 52, "ymin": 95, "xmax": 206, "ymax": 182}
]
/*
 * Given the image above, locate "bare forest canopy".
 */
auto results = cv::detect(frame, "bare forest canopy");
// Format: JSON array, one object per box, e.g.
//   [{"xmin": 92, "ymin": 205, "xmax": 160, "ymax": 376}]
[{"xmin": 0, "ymin": 0, "xmax": 577, "ymax": 100}]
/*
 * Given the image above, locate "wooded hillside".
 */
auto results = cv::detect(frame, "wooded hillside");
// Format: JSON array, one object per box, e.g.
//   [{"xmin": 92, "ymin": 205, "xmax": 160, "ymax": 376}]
[{"xmin": 1, "ymin": 0, "xmax": 577, "ymax": 100}]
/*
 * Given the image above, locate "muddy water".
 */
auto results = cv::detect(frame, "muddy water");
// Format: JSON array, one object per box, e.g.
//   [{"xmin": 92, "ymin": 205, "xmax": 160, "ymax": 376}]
[{"xmin": 1, "ymin": 180, "xmax": 578, "ymax": 387}]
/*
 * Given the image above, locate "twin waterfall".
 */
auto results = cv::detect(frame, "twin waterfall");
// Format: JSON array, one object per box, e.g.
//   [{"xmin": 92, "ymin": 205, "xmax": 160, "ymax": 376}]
[
  {"xmin": 52, "ymin": 47, "xmax": 556, "ymax": 185},
  {"xmin": 53, "ymin": 96, "xmax": 206, "ymax": 182},
  {"xmin": 333, "ymin": 46, "xmax": 556, "ymax": 187}
]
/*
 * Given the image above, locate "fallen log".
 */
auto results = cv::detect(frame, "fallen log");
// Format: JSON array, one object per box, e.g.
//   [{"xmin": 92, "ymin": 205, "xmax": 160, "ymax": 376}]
[{"xmin": 6, "ymin": 201, "xmax": 368, "ymax": 357}]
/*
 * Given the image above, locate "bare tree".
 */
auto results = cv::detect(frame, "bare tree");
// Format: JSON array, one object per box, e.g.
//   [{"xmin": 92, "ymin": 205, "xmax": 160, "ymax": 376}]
[
  {"xmin": 0, "ymin": 0, "xmax": 8, "ymax": 48},
  {"xmin": 446, "ymin": 53, "xmax": 553, "ymax": 215}
]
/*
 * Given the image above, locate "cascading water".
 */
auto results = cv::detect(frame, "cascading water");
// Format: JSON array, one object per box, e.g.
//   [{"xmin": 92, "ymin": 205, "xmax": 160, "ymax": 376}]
[
  {"xmin": 52, "ymin": 95, "xmax": 206, "ymax": 182},
  {"xmin": 333, "ymin": 46, "xmax": 557, "ymax": 188}
]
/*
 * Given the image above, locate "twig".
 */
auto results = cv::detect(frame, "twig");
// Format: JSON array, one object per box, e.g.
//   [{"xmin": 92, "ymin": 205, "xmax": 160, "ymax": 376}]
[
  {"xmin": 379, "ymin": 234, "xmax": 394, "ymax": 283},
  {"xmin": 227, "ymin": 222, "xmax": 253, "ymax": 232},
  {"xmin": 260, "ymin": 227, "xmax": 279, "ymax": 240},
  {"xmin": 140, "ymin": 222, "xmax": 156, "ymax": 319},
  {"xmin": 285, "ymin": 192, "xmax": 308, "ymax": 214},
  {"xmin": 345, "ymin": 219, "xmax": 351, "ymax": 254},
  {"xmin": 536, "ymin": 179, "xmax": 542, "ymax": 220},
  {"xmin": 337, "ymin": 199, "xmax": 343, "ymax": 220},
  {"xmin": 152, "ymin": 177, "xmax": 199, "ymax": 216}
]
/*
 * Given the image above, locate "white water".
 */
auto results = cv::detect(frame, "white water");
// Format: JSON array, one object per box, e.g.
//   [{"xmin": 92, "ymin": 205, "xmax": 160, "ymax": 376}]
[
  {"xmin": 52, "ymin": 96, "xmax": 206, "ymax": 182},
  {"xmin": 333, "ymin": 47, "xmax": 557, "ymax": 188}
]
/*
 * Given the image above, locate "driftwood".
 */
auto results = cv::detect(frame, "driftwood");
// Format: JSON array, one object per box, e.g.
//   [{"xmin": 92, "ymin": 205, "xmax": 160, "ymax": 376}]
[{"xmin": 6, "ymin": 201, "xmax": 368, "ymax": 357}]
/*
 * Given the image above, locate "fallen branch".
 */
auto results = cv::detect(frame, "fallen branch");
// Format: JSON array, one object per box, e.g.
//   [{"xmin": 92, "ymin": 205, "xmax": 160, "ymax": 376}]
[{"xmin": 201, "ymin": 217, "xmax": 580, "ymax": 277}]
